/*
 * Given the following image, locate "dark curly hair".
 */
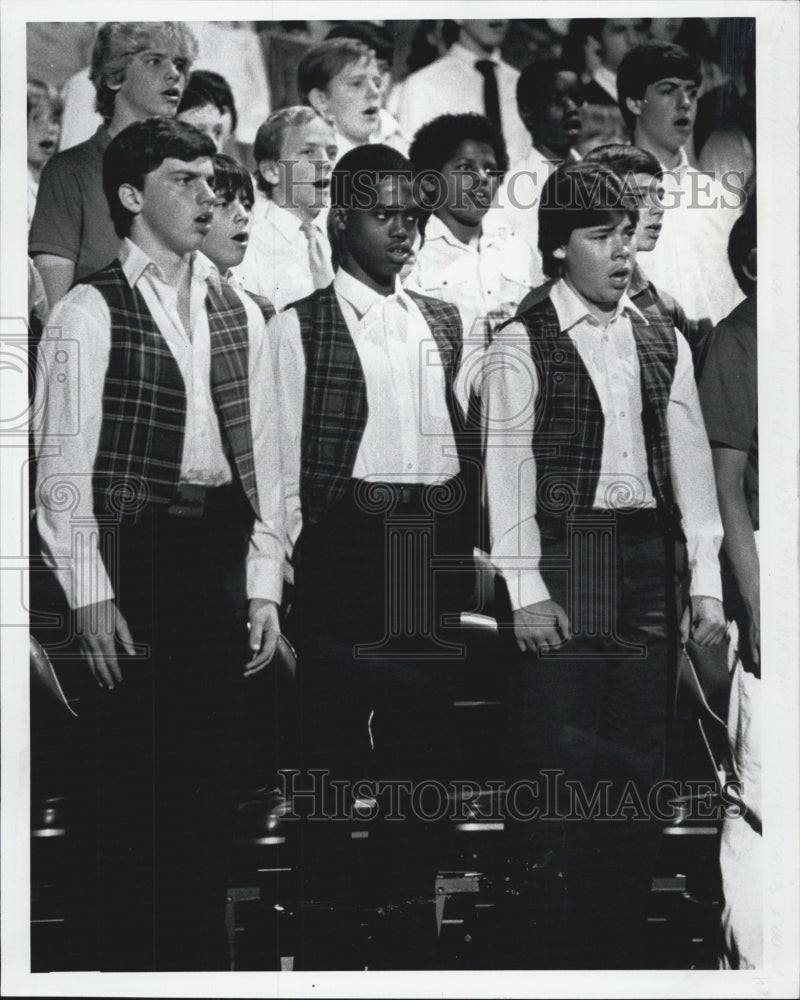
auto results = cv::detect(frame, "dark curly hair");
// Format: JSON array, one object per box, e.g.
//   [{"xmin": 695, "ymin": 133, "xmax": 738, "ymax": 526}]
[{"xmin": 408, "ymin": 112, "xmax": 509, "ymax": 179}]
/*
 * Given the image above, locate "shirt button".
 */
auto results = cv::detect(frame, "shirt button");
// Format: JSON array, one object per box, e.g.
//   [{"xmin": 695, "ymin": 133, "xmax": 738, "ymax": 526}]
[
  {"xmin": 620, "ymin": 411, "xmax": 626, "ymax": 418},
  {"xmin": 407, "ymin": 463, "xmax": 413, "ymax": 470},
  {"xmin": 622, "ymin": 451, "xmax": 629, "ymax": 459}
]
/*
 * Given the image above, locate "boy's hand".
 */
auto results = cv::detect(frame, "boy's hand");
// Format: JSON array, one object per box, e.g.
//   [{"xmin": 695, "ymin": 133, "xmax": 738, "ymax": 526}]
[
  {"xmin": 512, "ymin": 599, "xmax": 572, "ymax": 654},
  {"xmin": 75, "ymin": 599, "xmax": 136, "ymax": 690},
  {"xmin": 680, "ymin": 595, "xmax": 726, "ymax": 646},
  {"xmin": 245, "ymin": 599, "xmax": 280, "ymax": 676}
]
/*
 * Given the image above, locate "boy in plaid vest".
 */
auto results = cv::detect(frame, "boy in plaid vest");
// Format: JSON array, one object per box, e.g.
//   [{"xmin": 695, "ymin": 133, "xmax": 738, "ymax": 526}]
[
  {"xmin": 34, "ymin": 118, "xmax": 284, "ymax": 969},
  {"xmin": 483, "ymin": 161, "xmax": 725, "ymax": 968},
  {"xmin": 271, "ymin": 143, "xmax": 477, "ymax": 901}
]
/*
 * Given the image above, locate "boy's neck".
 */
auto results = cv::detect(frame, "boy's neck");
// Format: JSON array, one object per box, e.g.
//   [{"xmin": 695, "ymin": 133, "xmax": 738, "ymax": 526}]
[
  {"xmin": 562, "ymin": 274, "xmax": 623, "ymax": 326},
  {"xmin": 633, "ymin": 126, "xmax": 683, "ymax": 171},
  {"xmin": 272, "ymin": 192, "xmax": 319, "ymax": 228},
  {"xmin": 129, "ymin": 229, "xmax": 192, "ymax": 286},
  {"xmin": 437, "ymin": 210, "xmax": 482, "ymax": 246},
  {"xmin": 107, "ymin": 97, "xmax": 145, "ymax": 139},
  {"xmin": 457, "ymin": 32, "xmax": 495, "ymax": 57},
  {"xmin": 340, "ymin": 259, "xmax": 396, "ymax": 297},
  {"xmin": 534, "ymin": 138, "xmax": 572, "ymax": 165}
]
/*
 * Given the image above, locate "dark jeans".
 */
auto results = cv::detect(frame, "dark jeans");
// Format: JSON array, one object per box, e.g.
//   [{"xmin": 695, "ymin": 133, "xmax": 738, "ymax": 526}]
[
  {"xmin": 501, "ymin": 511, "xmax": 685, "ymax": 968},
  {"xmin": 78, "ymin": 486, "xmax": 254, "ymax": 970}
]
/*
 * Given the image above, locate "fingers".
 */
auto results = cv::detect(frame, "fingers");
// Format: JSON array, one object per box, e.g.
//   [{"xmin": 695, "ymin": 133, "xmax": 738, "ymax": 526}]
[
  {"xmin": 693, "ymin": 617, "xmax": 726, "ymax": 646},
  {"xmin": 115, "ymin": 612, "xmax": 137, "ymax": 657},
  {"xmin": 244, "ymin": 629, "xmax": 278, "ymax": 676},
  {"xmin": 679, "ymin": 605, "xmax": 691, "ymax": 646},
  {"xmin": 516, "ymin": 625, "xmax": 564, "ymax": 655},
  {"xmin": 79, "ymin": 633, "xmax": 120, "ymax": 690}
]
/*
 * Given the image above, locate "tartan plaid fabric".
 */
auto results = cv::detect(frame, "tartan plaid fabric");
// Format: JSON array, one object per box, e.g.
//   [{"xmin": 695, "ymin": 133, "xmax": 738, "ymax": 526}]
[
  {"xmin": 86, "ymin": 260, "xmax": 259, "ymax": 521},
  {"xmin": 513, "ymin": 296, "xmax": 680, "ymax": 519},
  {"xmin": 291, "ymin": 283, "xmax": 467, "ymax": 526}
]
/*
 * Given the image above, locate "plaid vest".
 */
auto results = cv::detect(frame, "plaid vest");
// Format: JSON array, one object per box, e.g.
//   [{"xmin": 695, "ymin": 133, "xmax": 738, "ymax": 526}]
[
  {"xmin": 512, "ymin": 296, "xmax": 680, "ymax": 520},
  {"xmin": 292, "ymin": 283, "xmax": 468, "ymax": 526},
  {"xmin": 85, "ymin": 260, "xmax": 260, "ymax": 521}
]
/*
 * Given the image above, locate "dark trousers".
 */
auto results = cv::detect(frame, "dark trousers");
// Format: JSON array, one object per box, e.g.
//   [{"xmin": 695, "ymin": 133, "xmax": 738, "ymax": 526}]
[
  {"xmin": 78, "ymin": 485, "xmax": 254, "ymax": 970},
  {"xmin": 501, "ymin": 511, "xmax": 685, "ymax": 968},
  {"xmin": 287, "ymin": 480, "xmax": 475, "ymax": 893}
]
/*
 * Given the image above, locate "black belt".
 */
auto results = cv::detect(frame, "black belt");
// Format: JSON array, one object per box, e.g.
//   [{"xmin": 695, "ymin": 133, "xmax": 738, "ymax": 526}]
[
  {"xmin": 167, "ymin": 482, "xmax": 239, "ymax": 518},
  {"xmin": 538, "ymin": 507, "xmax": 668, "ymax": 538},
  {"xmin": 349, "ymin": 479, "xmax": 458, "ymax": 510}
]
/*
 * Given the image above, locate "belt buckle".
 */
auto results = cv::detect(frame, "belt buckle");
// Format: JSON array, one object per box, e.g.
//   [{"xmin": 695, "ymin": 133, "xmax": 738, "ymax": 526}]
[{"xmin": 168, "ymin": 483, "xmax": 206, "ymax": 518}]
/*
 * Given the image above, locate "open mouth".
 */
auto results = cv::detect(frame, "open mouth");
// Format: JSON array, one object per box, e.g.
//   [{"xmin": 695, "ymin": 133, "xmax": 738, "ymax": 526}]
[
  {"xmin": 386, "ymin": 243, "xmax": 411, "ymax": 261},
  {"xmin": 312, "ymin": 177, "xmax": 331, "ymax": 190},
  {"xmin": 232, "ymin": 232, "xmax": 249, "ymax": 244},
  {"xmin": 363, "ymin": 106, "xmax": 379, "ymax": 120},
  {"xmin": 609, "ymin": 266, "xmax": 631, "ymax": 287},
  {"xmin": 194, "ymin": 212, "xmax": 213, "ymax": 231},
  {"xmin": 162, "ymin": 88, "xmax": 181, "ymax": 103},
  {"xmin": 564, "ymin": 116, "xmax": 582, "ymax": 132},
  {"xmin": 673, "ymin": 116, "xmax": 691, "ymax": 130},
  {"xmin": 38, "ymin": 139, "xmax": 56, "ymax": 151}
]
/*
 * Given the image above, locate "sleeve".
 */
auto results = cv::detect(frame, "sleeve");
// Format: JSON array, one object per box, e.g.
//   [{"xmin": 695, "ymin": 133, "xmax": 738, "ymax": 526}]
[
  {"xmin": 28, "ymin": 155, "xmax": 83, "ymax": 262},
  {"xmin": 34, "ymin": 289, "xmax": 115, "ymax": 609},
  {"xmin": 483, "ymin": 321, "xmax": 550, "ymax": 609},
  {"xmin": 698, "ymin": 317, "xmax": 756, "ymax": 453},
  {"xmin": 271, "ymin": 309, "xmax": 306, "ymax": 577},
  {"xmin": 241, "ymin": 291, "xmax": 285, "ymax": 604},
  {"xmin": 667, "ymin": 331, "xmax": 724, "ymax": 601}
]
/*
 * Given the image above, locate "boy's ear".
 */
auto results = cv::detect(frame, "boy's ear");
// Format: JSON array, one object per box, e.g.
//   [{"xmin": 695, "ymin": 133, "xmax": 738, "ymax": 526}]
[
  {"xmin": 118, "ymin": 182, "xmax": 144, "ymax": 217},
  {"xmin": 330, "ymin": 206, "xmax": 348, "ymax": 234},
  {"xmin": 257, "ymin": 159, "xmax": 280, "ymax": 188},
  {"xmin": 307, "ymin": 88, "xmax": 331, "ymax": 121},
  {"xmin": 625, "ymin": 96, "xmax": 644, "ymax": 121}
]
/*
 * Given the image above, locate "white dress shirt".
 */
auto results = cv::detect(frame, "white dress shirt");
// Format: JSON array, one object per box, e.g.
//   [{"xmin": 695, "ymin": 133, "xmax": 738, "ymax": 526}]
[
  {"xmin": 391, "ymin": 42, "xmax": 529, "ymax": 164},
  {"xmin": 644, "ymin": 148, "xmax": 744, "ymax": 330},
  {"xmin": 232, "ymin": 199, "xmax": 332, "ymax": 311},
  {"xmin": 406, "ymin": 214, "xmax": 533, "ymax": 395},
  {"xmin": 333, "ymin": 109, "xmax": 410, "ymax": 163},
  {"xmin": 492, "ymin": 143, "xmax": 581, "ymax": 286},
  {"xmin": 270, "ymin": 268, "xmax": 463, "ymax": 563},
  {"xmin": 35, "ymin": 239, "xmax": 284, "ymax": 609},
  {"xmin": 484, "ymin": 278, "xmax": 723, "ymax": 610}
]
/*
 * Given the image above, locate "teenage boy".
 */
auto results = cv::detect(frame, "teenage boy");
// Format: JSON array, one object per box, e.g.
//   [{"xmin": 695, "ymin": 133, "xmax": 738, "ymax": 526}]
[
  {"xmin": 201, "ymin": 152, "xmax": 275, "ymax": 322},
  {"xmin": 584, "ymin": 143, "xmax": 690, "ymax": 337},
  {"xmin": 617, "ymin": 41, "xmax": 743, "ymax": 348},
  {"xmin": 34, "ymin": 118, "xmax": 284, "ymax": 970},
  {"xmin": 233, "ymin": 106, "xmax": 337, "ymax": 310},
  {"xmin": 29, "ymin": 22, "xmax": 197, "ymax": 308},
  {"xmin": 483, "ymin": 161, "xmax": 725, "ymax": 968},
  {"xmin": 698, "ymin": 198, "xmax": 761, "ymax": 970},
  {"xmin": 299, "ymin": 38, "xmax": 406, "ymax": 160},
  {"xmin": 407, "ymin": 112, "xmax": 532, "ymax": 365},
  {"xmin": 392, "ymin": 20, "xmax": 529, "ymax": 164},
  {"xmin": 271, "ymin": 143, "xmax": 475, "ymax": 895},
  {"xmin": 324, "ymin": 21, "xmax": 407, "ymax": 151},
  {"xmin": 493, "ymin": 60, "xmax": 584, "ymax": 285},
  {"xmin": 177, "ymin": 68, "xmax": 237, "ymax": 151}
]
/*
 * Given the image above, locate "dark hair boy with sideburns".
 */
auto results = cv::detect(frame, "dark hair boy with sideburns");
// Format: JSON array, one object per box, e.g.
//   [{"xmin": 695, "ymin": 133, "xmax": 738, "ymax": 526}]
[
  {"xmin": 35, "ymin": 116, "xmax": 284, "ymax": 970},
  {"xmin": 483, "ymin": 158, "xmax": 725, "ymax": 968}
]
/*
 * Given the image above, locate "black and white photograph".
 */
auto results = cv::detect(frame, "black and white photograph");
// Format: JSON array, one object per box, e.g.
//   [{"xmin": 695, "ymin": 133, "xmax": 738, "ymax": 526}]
[{"xmin": 1, "ymin": 1, "xmax": 798, "ymax": 996}]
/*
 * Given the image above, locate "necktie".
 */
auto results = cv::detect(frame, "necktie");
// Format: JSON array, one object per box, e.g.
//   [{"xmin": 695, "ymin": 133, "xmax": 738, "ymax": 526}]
[
  {"xmin": 300, "ymin": 219, "xmax": 334, "ymax": 290},
  {"xmin": 475, "ymin": 59, "xmax": 501, "ymax": 131}
]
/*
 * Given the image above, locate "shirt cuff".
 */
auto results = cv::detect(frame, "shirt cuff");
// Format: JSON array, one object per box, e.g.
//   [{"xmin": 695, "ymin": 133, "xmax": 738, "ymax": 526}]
[
  {"xmin": 503, "ymin": 568, "xmax": 551, "ymax": 611},
  {"xmin": 688, "ymin": 554, "xmax": 724, "ymax": 604},
  {"xmin": 246, "ymin": 554, "xmax": 283, "ymax": 605}
]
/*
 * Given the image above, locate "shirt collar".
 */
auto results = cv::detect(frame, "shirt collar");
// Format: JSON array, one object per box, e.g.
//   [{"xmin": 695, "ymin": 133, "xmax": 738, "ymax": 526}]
[
  {"xmin": 265, "ymin": 199, "xmax": 306, "ymax": 240},
  {"xmin": 334, "ymin": 267, "xmax": 406, "ymax": 320},
  {"xmin": 628, "ymin": 262, "xmax": 650, "ymax": 297},
  {"xmin": 119, "ymin": 237, "xmax": 213, "ymax": 289},
  {"xmin": 450, "ymin": 40, "xmax": 500, "ymax": 68},
  {"xmin": 424, "ymin": 213, "xmax": 480, "ymax": 250},
  {"xmin": 550, "ymin": 276, "xmax": 648, "ymax": 332}
]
